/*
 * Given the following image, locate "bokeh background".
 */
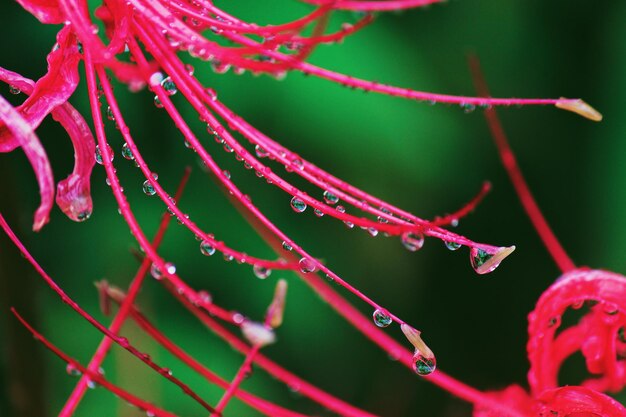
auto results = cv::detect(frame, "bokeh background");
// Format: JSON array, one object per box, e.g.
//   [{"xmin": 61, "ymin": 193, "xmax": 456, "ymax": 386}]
[{"xmin": 1, "ymin": 0, "xmax": 626, "ymax": 416}]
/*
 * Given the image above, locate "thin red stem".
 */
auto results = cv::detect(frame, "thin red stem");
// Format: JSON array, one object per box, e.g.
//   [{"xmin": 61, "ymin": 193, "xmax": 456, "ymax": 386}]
[{"xmin": 468, "ymin": 56, "xmax": 576, "ymax": 273}]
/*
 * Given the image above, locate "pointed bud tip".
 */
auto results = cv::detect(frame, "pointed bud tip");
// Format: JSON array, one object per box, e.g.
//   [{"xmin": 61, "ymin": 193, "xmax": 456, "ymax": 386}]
[
  {"xmin": 555, "ymin": 99, "xmax": 602, "ymax": 122},
  {"xmin": 267, "ymin": 279, "xmax": 288, "ymax": 329}
]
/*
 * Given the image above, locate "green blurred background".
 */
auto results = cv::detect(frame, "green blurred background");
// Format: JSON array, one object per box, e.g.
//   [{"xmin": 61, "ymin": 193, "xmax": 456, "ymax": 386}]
[{"xmin": 1, "ymin": 0, "xmax": 626, "ymax": 416}]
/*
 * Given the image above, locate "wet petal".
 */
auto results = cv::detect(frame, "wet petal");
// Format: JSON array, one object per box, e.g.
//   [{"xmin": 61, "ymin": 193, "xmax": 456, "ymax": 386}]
[
  {"xmin": 15, "ymin": 0, "xmax": 64, "ymax": 24},
  {"xmin": 0, "ymin": 94, "xmax": 54, "ymax": 231}
]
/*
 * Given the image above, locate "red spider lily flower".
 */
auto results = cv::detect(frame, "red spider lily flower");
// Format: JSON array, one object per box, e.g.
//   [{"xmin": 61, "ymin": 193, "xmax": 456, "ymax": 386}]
[{"xmin": 0, "ymin": 1, "xmax": 615, "ymax": 417}]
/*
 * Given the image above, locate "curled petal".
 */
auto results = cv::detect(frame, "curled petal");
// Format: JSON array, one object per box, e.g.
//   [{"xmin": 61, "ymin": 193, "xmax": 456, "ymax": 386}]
[
  {"xmin": 537, "ymin": 386, "xmax": 626, "ymax": 417},
  {"xmin": 15, "ymin": 0, "xmax": 64, "ymax": 24},
  {"xmin": 53, "ymin": 103, "xmax": 95, "ymax": 222},
  {"xmin": 528, "ymin": 269, "xmax": 626, "ymax": 395},
  {"xmin": 0, "ymin": 94, "xmax": 54, "ymax": 231}
]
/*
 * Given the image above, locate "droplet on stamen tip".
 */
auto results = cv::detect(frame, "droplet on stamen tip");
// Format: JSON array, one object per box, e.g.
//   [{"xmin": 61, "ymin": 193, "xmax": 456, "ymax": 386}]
[
  {"xmin": 555, "ymin": 98, "xmax": 602, "ymax": 121},
  {"xmin": 469, "ymin": 245, "xmax": 515, "ymax": 274},
  {"xmin": 400, "ymin": 324, "xmax": 436, "ymax": 376},
  {"xmin": 372, "ymin": 309, "xmax": 393, "ymax": 327}
]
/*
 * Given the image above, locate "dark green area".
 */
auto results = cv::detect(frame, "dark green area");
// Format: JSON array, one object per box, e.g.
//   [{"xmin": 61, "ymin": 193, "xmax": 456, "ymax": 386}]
[{"xmin": 1, "ymin": 0, "xmax": 625, "ymax": 416}]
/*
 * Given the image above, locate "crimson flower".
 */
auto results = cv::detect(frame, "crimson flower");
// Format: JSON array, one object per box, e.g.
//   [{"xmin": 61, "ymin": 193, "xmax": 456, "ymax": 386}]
[{"xmin": 1, "ymin": 1, "xmax": 620, "ymax": 417}]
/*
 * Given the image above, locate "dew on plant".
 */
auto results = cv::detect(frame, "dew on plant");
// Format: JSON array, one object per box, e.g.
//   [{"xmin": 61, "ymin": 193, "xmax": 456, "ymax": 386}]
[
  {"xmin": 290, "ymin": 197, "xmax": 307, "ymax": 213},
  {"xmin": 372, "ymin": 309, "xmax": 392, "ymax": 327}
]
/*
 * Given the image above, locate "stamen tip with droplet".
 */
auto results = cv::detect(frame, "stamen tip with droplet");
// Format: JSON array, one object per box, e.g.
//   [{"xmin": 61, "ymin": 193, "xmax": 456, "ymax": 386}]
[{"xmin": 555, "ymin": 98, "xmax": 603, "ymax": 122}]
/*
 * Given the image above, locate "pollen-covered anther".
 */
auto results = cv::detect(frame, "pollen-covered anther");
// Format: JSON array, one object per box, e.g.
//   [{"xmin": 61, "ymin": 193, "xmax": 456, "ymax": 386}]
[
  {"xmin": 266, "ymin": 279, "xmax": 288, "ymax": 329},
  {"xmin": 555, "ymin": 98, "xmax": 603, "ymax": 121},
  {"xmin": 241, "ymin": 321, "xmax": 276, "ymax": 347}
]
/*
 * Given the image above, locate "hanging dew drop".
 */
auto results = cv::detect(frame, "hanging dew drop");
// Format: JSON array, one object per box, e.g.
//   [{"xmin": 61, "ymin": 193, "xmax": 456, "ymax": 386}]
[
  {"xmin": 314, "ymin": 208, "xmax": 324, "ymax": 217},
  {"xmin": 299, "ymin": 257, "xmax": 316, "ymax": 273},
  {"xmin": 372, "ymin": 309, "xmax": 392, "ymax": 328},
  {"xmin": 255, "ymin": 145, "xmax": 269, "ymax": 158},
  {"xmin": 121, "ymin": 143, "xmax": 134, "ymax": 160},
  {"xmin": 154, "ymin": 96, "xmax": 163, "ymax": 108},
  {"xmin": 160, "ymin": 77, "xmax": 177, "ymax": 95},
  {"xmin": 401, "ymin": 232, "xmax": 424, "ymax": 252},
  {"xmin": 95, "ymin": 144, "xmax": 113, "ymax": 165},
  {"xmin": 412, "ymin": 351, "xmax": 436, "ymax": 376},
  {"xmin": 323, "ymin": 190, "xmax": 339, "ymax": 205},
  {"xmin": 444, "ymin": 241, "xmax": 461, "ymax": 251},
  {"xmin": 143, "ymin": 180, "xmax": 156, "ymax": 196},
  {"xmin": 282, "ymin": 241, "xmax": 293, "ymax": 251},
  {"xmin": 200, "ymin": 240, "xmax": 216, "ymax": 256},
  {"xmin": 8, "ymin": 85, "xmax": 21, "ymax": 95},
  {"xmin": 253, "ymin": 265, "xmax": 271, "ymax": 279},
  {"xmin": 290, "ymin": 197, "xmax": 307, "ymax": 213},
  {"xmin": 469, "ymin": 246, "xmax": 515, "ymax": 274}
]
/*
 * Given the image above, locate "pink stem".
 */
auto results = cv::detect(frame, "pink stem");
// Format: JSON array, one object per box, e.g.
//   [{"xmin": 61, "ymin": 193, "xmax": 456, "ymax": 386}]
[
  {"xmin": 468, "ymin": 56, "xmax": 575, "ymax": 273},
  {"xmin": 58, "ymin": 168, "xmax": 191, "ymax": 417},
  {"xmin": 11, "ymin": 309, "xmax": 180, "ymax": 417}
]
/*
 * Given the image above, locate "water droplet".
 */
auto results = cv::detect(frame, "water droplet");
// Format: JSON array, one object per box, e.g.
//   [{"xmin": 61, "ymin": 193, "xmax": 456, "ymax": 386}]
[
  {"xmin": 372, "ymin": 309, "xmax": 392, "ymax": 327},
  {"xmin": 461, "ymin": 103, "xmax": 476, "ymax": 113},
  {"xmin": 224, "ymin": 254, "xmax": 234, "ymax": 262},
  {"xmin": 184, "ymin": 63, "xmax": 194, "ymax": 75},
  {"xmin": 290, "ymin": 197, "xmax": 307, "ymax": 213},
  {"xmin": 323, "ymin": 190, "xmax": 339, "ymax": 205},
  {"xmin": 253, "ymin": 265, "xmax": 271, "ymax": 279},
  {"xmin": 8, "ymin": 85, "xmax": 21, "ymax": 95},
  {"xmin": 66, "ymin": 363, "xmax": 81, "ymax": 376},
  {"xmin": 76, "ymin": 210, "xmax": 92, "ymax": 222},
  {"xmin": 299, "ymin": 257, "xmax": 316, "ymax": 273},
  {"xmin": 401, "ymin": 232, "xmax": 424, "ymax": 252},
  {"xmin": 106, "ymin": 106, "xmax": 115, "ymax": 120},
  {"xmin": 444, "ymin": 241, "xmax": 461, "ymax": 251},
  {"xmin": 143, "ymin": 180, "xmax": 156, "ymax": 196},
  {"xmin": 222, "ymin": 170, "xmax": 231, "ymax": 180},
  {"xmin": 161, "ymin": 77, "xmax": 178, "ymax": 96},
  {"xmin": 95, "ymin": 144, "xmax": 113, "ymax": 165},
  {"xmin": 314, "ymin": 208, "xmax": 324, "ymax": 217},
  {"xmin": 121, "ymin": 143, "xmax": 134, "ymax": 160},
  {"xmin": 282, "ymin": 241, "xmax": 293, "ymax": 251},
  {"xmin": 197, "ymin": 290, "xmax": 212, "ymax": 304},
  {"xmin": 412, "ymin": 351, "xmax": 436, "ymax": 376},
  {"xmin": 469, "ymin": 246, "xmax": 515, "ymax": 274},
  {"xmin": 255, "ymin": 145, "xmax": 269, "ymax": 158},
  {"xmin": 151, "ymin": 262, "xmax": 175, "ymax": 280},
  {"xmin": 154, "ymin": 96, "xmax": 163, "ymax": 108},
  {"xmin": 368, "ymin": 227, "xmax": 378, "ymax": 237},
  {"xmin": 200, "ymin": 240, "xmax": 216, "ymax": 256}
]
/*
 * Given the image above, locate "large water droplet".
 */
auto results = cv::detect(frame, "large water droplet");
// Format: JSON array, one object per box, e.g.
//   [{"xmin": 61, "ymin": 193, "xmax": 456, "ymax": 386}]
[
  {"xmin": 121, "ymin": 143, "xmax": 134, "ymax": 160},
  {"xmin": 290, "ymin": 197, "xmax": 307, "ymax": 213},
  {"xmin": 253, "ymin": 264, "xmax": 271, "ymax": 279},
  {"xmin": 299, "ymin": 257, "xmax": 316, "ymax": 273},
  {"xmin": 323, "ymin": 190, "xmax": 339, "ymax": 205},
  {"xmin": 401, "ymin": 232, "xmax": 424, "ymax": 252},
  {"xmin": 161, "ymin": 76, "xmax": 177, "ymax": 95},
  {"xmin": 372, "ymin": 309, "xmax": 392, "ymax": 327},
  {"xmin": 469, "ymin": 246, "xmax": 515, "ymax": 274},
  {"xmin": 95, "ymin": 144, "xmax": 113, "ymax": 165},
  {"xmin": 200, "ymin": 240, "xmax": 216, "ymax": 256},
  {"xmin": 444, "ymin": 240, "xmax": 461, "ymax": 251},
  {"xmin": 255, "ymin": 145, "xmax": 269, "ymax": 158},
  {"xmin": 412, "ymin": 351, "xmax": 436, "ymax": 376}
]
